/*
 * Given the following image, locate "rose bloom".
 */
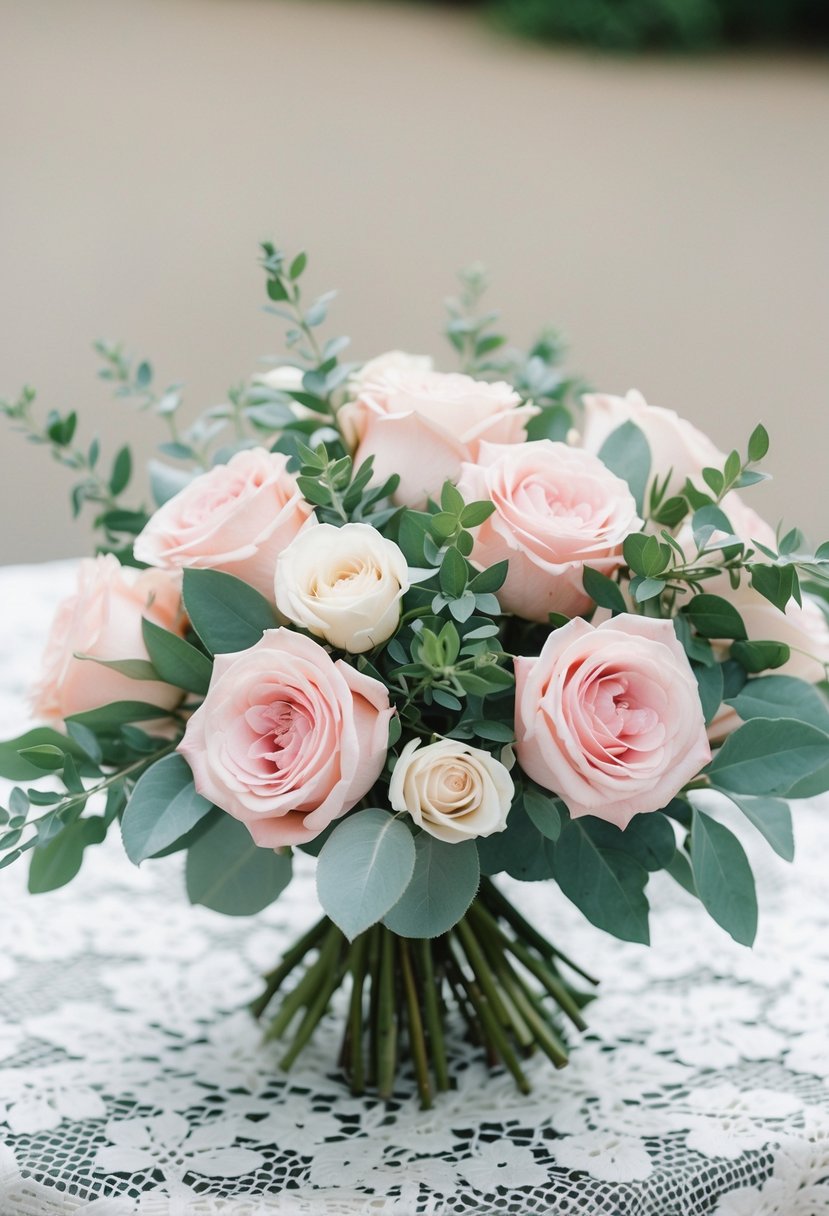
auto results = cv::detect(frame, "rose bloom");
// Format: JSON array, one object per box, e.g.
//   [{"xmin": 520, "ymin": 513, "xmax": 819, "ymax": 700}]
[
  {"xmin": 32, "ymin": 555, "xmax": 184, "ymax": 722},
  {"xmin": 515, "ymin": 615, "xmax": 711, "ymax": 828},
  {"xmin": 134, "ymin": 447, "xmax": 314, "ymax": 601},
  {"xmin": 580, "ymin": 389, "xmax": 725, "ymax": 498},
  {"xmin": 178, "ymin": 628, "xmax": 393, "ymax": 847},
  {"xmin": 456, "ymin": 440, "xmax": 641, "ymax": 621},
  {"xmin": 389, "ymin": 738, "xmax": 513, "ymax": 844},
  {"xmin": 275, "ymin": 522, "xmax": 410, "ymax": 654},
  {"xmin": 351, "ymin": 350, "xmax": 434, "ymax": 392},
  {"xmin": 339, "ymin": 367, "xmax": 536, "ymax": 508}
]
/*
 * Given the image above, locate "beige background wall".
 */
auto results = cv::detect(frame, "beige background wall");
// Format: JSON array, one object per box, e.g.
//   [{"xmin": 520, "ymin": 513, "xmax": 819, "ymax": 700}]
[{"xmin": 1, "ymin": 0, "xmax": 827, "ymax": 564}]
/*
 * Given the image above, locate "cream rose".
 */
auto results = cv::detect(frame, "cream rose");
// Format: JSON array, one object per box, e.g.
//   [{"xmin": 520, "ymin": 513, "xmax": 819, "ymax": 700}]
[
  {"xmin": 275, "ymin": 523, "xmax": 409, "ymax": 654},
  {"xmin": 515, "ymin": 615, "xmax": 711, "ymax": 827},
  {"xmin": 32, "ymin": 555, "xmax": 184, "ymax": 722},
  {"xmin": 351, "ymin": 350, "xmax": 434, "ymax": 391},
  {"xmin": 456, "ymin": 440, "xmax": 641, "ymax": 621},
  {"xmin": 389, "ymin": 738, "xmax": 513, "ymax": 844},
  {"xmin": 580, "ymin": 389, "xmax": 725, "ymax": 498},
  {"xmin": 134, "ymin": 447, "xmax": 314, "ymax": 601},
  {"xmin": 178, "ymin": 628, "xmax": 393, "ymax": 847},
  {"xmin": 339, "ymin": 368, "xmax": 536, "ymax": 508}
]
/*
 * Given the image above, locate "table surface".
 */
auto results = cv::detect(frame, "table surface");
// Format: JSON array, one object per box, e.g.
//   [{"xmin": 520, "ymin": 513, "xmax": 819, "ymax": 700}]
[{"xmin": 0, "ymin": 561, "xmax": 828, "ymax": 1216}]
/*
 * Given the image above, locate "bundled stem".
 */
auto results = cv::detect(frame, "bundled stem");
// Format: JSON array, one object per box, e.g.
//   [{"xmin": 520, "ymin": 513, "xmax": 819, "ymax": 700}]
[{"xmin": 252, "ymin": 883, "xmax": 596, "ymax": 1108}]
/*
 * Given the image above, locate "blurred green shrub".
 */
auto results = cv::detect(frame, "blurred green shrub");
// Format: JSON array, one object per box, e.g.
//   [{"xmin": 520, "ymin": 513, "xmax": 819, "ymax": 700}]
[{"xmin": 485, "ymin": 0, "xmax": 829, "ymax": 50}]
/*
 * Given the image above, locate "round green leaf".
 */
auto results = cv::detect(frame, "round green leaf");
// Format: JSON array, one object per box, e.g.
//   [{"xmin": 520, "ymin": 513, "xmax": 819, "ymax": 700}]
[
  {"xmin": 121, "ymin": 753, "xmax": 214, "ymax": 864},
  {"xmin": 316, "ymin": 809, "xmax": 416, "ymax": 940},
  {"xmin": 383, "ymin": 833, "xmax": 479, "ymax": 938},
  {"xmin": 186, "ymin": 814, "xmax": 293, "ymax": 915}
]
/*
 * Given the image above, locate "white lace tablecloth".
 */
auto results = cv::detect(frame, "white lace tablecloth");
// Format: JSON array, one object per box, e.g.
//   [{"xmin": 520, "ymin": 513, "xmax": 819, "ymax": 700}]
[{"xmin": 1, "ymin": 561, "xmax": 828, "ymax": 1216}]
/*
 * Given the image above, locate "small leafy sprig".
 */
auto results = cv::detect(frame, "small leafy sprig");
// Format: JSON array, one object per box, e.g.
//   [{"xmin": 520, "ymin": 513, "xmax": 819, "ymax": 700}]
[{"xmin": 291, "ymin": 442, "xmax": 399, "ymax": 529}]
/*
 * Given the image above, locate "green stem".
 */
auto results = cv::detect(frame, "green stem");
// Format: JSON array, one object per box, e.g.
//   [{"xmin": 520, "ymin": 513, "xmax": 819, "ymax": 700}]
[
  {"xmin": 280, "ymin": 939, "xmax": 347, "ymax": 1071},
  {"xmin": 347, "ymin": 935, "xmax": 369, "ymax": 1095},
  {"xmin": 250, "ymin": 915, "xmax": 329, "ymax": 1019},
  {"xmin": 455, "ymin": 917, "xmax": 511, "ymax": 1030},
  {"xmin": 400, "ymin": 939, "xmax": 432, "ymax": 1109},
  {"xmin": 415, "ymin": 939, "xmax": 449, "ymax": 1092},
  {"xmin": 263, "ymin": 925, "xmax": 341, "ymax": 1041},
  {"xmin": 493, "ymin": 953, "xmax": 570, "ymax": 1069},
  {"xmin": 377, "ymin": 928, "xmax": 398, "ymax": 1099},
  {"xmin": 480, "ymin": 879, "xmax": 599, "ymax": 986},
  {"xmin": 448, "ymin": 939, "xmax": 531, "ymax": 1095}
]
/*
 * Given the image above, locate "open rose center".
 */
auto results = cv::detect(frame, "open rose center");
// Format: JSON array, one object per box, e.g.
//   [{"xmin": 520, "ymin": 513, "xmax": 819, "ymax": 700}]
[
  {"xmin": 245, "ymin": 697, "xmax": 313, "ymax": 776},
  {"xmin": 582, "ymin": 672, "xmax": 660, "ymax": 760}
]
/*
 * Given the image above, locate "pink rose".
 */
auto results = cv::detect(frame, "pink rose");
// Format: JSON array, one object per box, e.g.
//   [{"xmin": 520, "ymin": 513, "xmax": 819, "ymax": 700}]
[
  {"xmin": 580, "ymin": 389, "xmax": 725, "ymax": 498},
  {"xmin": 134, "ymin": 448, "xmax": 315, "ymax": 600},
  {"xmin": 338, "ymin": 368, "xmax": 536, "ymax": 508},
  {"xmin": 32, "ymin": 555, "xmax": 184, "ymax": 722},
  {"xmin": 515, "ymin": 615, "xmax": 711, "ymax": 827},
  {"xmin": 178, "ymin": 628, "xmax": 393, "ymax": 847},
  {"xmin": 456, "ymin": 440, "xmax": 641, "ymax": 621}
]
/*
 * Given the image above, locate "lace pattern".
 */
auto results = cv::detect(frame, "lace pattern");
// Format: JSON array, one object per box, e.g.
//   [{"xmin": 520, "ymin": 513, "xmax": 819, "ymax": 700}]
[{"xmin": 0, "ymin": 561, "xmax": 828, "ymax": 1215}]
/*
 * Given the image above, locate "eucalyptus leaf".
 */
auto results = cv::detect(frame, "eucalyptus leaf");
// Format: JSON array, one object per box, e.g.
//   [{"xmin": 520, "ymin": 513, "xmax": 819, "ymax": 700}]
[
  {"xmin": 598, "ymin": 420, "xmax": 651, "ymax": 515},
  {"xmin": 186, "ymin": 814, "xmax": 292, "ymax": 915},
  {"xmin": 182, "ymin": 569, "xmax": 277, "ymax": 655},
  {"xmin": 383, "ymin": 833, "xmax": 479, "ymax": 938},
  {"xmin": 142, "ymin": 619, "xmax": 213, "ymax": 695},
  {"xmin": 708, "ymin": 717, "xmax": 829, "ymax": 796},
  {"xmin": 121, "ymin": 753, "xmax": 214, "ymax": 864},
  {"xmin": 726, "ymin": 793, "xmax": 794, "ymax": 862},
  {"xmin": 552, "ymin": 819, "xmax": 650, "ymax": 944},
  {"xmin": 28, "ymin": 817, "xmax": 106, "ymax": 894},
  {"xmin": 727, "ymin": 676, "xmax": 829, "ymax": 732},
  {"xmin": 316, "ymin": 809, "xmax": 416, "ymax": 940},
  {"xmin": 690, "ymin": 808, "xmax": 758, "ymax": 945}
]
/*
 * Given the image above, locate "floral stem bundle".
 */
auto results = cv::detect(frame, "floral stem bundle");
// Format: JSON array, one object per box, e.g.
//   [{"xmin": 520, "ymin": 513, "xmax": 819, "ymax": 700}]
[{"xmin": 1, "ymin": 243, "xmax": 828, "ymax": 1100}]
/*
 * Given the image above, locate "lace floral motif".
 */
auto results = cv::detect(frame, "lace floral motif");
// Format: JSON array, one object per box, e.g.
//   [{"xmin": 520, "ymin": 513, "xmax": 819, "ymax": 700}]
[{"xmin": 1, "ymin": 562, "xmax": 828, "ymax": 1215}]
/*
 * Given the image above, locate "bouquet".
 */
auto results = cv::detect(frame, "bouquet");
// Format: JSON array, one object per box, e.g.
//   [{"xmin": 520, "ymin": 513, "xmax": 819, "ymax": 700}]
[{"xmin": 2, "ymin": 244, "xmax": 828, "ymax": 1109}]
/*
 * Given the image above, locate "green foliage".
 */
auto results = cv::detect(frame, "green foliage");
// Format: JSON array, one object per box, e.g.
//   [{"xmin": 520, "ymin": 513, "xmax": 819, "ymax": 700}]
[
  {"xmin": 724, "ymin": 793, "xmax": 794, "ymax": 862},
  {"xmin": 316, "ymin": 809, "xmax": 416, "ymax": 940},
  {"xmin": 383, "ymin": 832, "xmax": 480, "ymax": 938},
  {"xmin": 708, "ymin": 717, "xmax": 829, "ymax": 797},
  {"xmin": 182, "ymin": 569, "xmax": 277, "ymax": 655},
  {"xmin": 186, "ymin": 814, "xmax": 292, "ymax": 915},
  {"xmin": 598, "ymin": 420, "xmax": 651, "ymax": 515},
  {"xmin": 552, "ymin": 818, "xmax": 651, "ymax": 944},
  {"xmin": 689, "ymin": 808, "xmax": 757, "ymax": 946},
  {"xmin": 29, "ymin": 817, "xmax": 107, "ymax": 894},
  {"xmin": 141, "ymin": 619, "xmax": 212, "ymax": 694},
  {"xmin": 488, "ymin": 0, "xmax": 829, "ymax": 51},
  {"xmin": 121, "ymin": 753, "xmax": 214, "ymax": 864}
]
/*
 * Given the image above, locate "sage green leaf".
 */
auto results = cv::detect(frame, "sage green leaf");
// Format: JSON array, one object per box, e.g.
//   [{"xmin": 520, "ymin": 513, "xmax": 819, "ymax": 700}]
[
  {"xmin": 522, "ymin": 786, "xmax": 564, "ymax": 842},
  {"xmin": 66, "ymin": 702, "xmax": 173, "ymax": 731},
  {"xmin": 142, "ymin": 619, "xmax": 213, "ymax": 694},
  {"xmin": 690, "ymin": 808, "xmax": 758, "ymax": 945},
  {"xmin": 598, "ymin": 420, "xmax": 651, "ymax": 515},
  {"xmin": 29, "ymin": 817, "xmax": 106, "ymax": 894},
  {"xmin": 182, "ymin": 568, "xmax": 277, "ymax": 655},
  {"xmin": 726, "ymin": 793, "xmax": 794, "ymax": 862},
  {"xmin": 383, "ymin": 833, "xmax": 479, "ymax": 938},
  {"xmin": 186, "ymin": 814, "xmax": 292, "ymax": 915},
  {"xmin": 553, "ymin": 820, "xmax": 650, "ymax": 944},
  {"xmin": 708, "ymin": 717, "xmax": 829, "ymax": 796},
  {"xmin": 121, "ymin": 753, "xmax": 213, "ymax": 864},
  {"xmin": 0, "ymin": 728, "xmax": 88, "ymax": 782},
  {"xmin": 74, "ymin": 654, "xmax": 159, "ymax": 681},
  {"xmin": 582, "ymin": 812, "xmax": 676, "ymax": 872},
  {"xmin": 727, "ymin": 676, "xmax": 829, "ymax": 733},
  {"xmin": 316, "ymin": 809, "xmax": 416, "ymax": 940},
  {"xmin": 730, "ymin": 639, "xmax": 791, "ymax": 673},
  {"xmin": 582, "ymin": 566, "xmax": 626, "ymax": 615},
  {"xmin": 476, "ymin": 795, "xmax": 556, "ymax": 880},
  {"xmin": 682, "ymin": 594, "xmax": 747, "ymax": 641},
  {"xmin": 694, "ymin": 662, "xmax": 725, "ymax": 725}
]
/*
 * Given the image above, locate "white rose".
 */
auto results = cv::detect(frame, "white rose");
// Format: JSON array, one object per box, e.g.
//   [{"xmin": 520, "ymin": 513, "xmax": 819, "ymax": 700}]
[
  {"xmin": 274, "ymin": 522, "xmax": 410, "ymax": 654},
  {"xmin": 580, "ymin": 389, "xmax": 725, "ymax": 498},
  {"xmin": 389, "ymin": 738, "xmax": 514, "ymax": 844},
  {"xmin": 252, "ymin": 365, "xmax": 319, "ymax": 422}
]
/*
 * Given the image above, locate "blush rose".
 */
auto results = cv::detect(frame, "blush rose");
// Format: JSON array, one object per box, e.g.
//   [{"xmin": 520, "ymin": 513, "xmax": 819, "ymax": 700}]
[
  {"xmin": 456, "ymin": 440, "xmax": 641, "ymax": 621},
  {"xmin": 32, "ymin": 555, "xmax": 184, "ymax": 722},
  {"xmin": 134, "ymin": 447, "xmax": 314, "ymax": 601},
  {"xmin": 514, "ymin": 614, "xmax": 711, "ymax": 827},
  {"xmin": 178, "ymin": 628, "xmax": 393, "ymax": 847},
  {"xmin": 339, "ymin": 367, "xmax": 536, "ymax": 508}
]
